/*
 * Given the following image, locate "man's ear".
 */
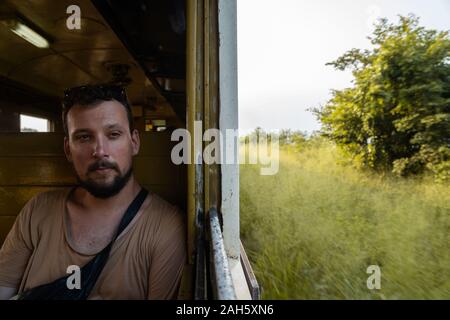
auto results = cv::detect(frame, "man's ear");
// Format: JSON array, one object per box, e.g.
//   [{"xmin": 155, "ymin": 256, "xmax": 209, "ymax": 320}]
[
  {"xmin": 64, "ymin": 136, "xmax": 73, "ymax": 162},
  {"xmin": 131, "ymin": 129, "xmax": 140, "ymax": 156}
]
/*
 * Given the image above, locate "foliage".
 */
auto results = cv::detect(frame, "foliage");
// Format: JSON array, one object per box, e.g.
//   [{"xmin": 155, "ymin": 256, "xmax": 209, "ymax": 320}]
[
  {"xmin": 313, "ymin": 15, "xmax": 450, "ymax": 181},
  {"xmin": 240, "ymin": 127, "xmax": 309, "ymax": 146},
  {"xmin": 240, "ymin": 144, "xmax": 450, "ymax": 299}
]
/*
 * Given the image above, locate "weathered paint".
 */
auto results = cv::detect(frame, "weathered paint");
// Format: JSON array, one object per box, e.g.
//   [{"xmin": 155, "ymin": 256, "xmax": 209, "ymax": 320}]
[
  {"xmin": 218, "ymin": 0, "xmax": 240, "ymax": 265},
  {"xmin": 209, "ymin": 208, "xmax": 236, "ymax": 299}
]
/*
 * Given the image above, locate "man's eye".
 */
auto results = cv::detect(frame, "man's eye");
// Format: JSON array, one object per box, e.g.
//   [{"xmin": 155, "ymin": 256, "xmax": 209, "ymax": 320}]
[
  {"xmin": 76, "ymin": 135, "xmax": 91, "ymax": 141},
  {"xmin": 109, "ymin": 131, "xmax": 121, "ymax": 139}
]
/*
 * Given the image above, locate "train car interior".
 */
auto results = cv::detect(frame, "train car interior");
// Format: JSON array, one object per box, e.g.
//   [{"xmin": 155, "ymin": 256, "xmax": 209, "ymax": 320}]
[
  {"xmin": 0, "ymin": 0, "xmax": 258, "ymax": 300},
  {"xmin": 0, "ymin": 0, "xmax": 187, "ymax": 245}
]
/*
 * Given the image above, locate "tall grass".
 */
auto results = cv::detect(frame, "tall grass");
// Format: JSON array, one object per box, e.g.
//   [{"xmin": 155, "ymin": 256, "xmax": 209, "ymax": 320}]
[{"xmin": 239, "ymin": 141, "xmax": 450, "ymax": 299}]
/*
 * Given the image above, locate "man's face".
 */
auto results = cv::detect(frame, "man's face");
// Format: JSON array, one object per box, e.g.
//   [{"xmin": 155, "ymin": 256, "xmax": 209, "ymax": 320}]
[{"xmin": 64, "ymin": 100, "xmax": 140, "ymax": 198}]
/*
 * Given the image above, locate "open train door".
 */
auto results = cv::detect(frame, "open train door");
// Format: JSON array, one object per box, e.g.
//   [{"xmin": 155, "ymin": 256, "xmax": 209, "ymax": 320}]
[{"xmin": 184, "ymin": 0, "xmax": 260, "ymax": 300}]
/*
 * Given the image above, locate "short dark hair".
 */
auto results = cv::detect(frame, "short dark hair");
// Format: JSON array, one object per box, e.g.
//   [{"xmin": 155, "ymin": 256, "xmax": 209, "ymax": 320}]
[{"xmin": 62, "ymin": 84, "xmax": 134, "ymax": 137}]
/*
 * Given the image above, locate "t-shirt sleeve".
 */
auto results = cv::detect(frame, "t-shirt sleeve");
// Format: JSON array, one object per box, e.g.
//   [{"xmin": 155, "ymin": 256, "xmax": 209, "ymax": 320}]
[
  {"xmin": 0, "ymin": 197, "xmax": 35, "ymax": 288},
  {"xmin": 147, "ymin": 206, "xmax": 187, "ymax": 300}
]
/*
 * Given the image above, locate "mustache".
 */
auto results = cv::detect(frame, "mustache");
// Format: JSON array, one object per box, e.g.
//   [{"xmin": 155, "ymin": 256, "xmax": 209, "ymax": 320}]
[{"xmin": 87, "ymin": 160, "xmax": 119, "ymax": 173}]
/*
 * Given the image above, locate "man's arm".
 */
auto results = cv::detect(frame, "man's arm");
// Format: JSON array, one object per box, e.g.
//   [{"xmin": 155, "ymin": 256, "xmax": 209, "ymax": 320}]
[
  {"xmin": 0, "ymin": 286, "xmax": 17, "ymax": 300},
  {"xmin": 0, "ymin": 196, "xmax": 36, "ymax": 294},
  {"xmin": 147, "ymin": 207, "xmax": 187, "ymax": 299}
]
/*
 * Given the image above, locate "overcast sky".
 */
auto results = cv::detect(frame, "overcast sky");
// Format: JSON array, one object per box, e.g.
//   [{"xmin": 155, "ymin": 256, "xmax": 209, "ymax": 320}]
[{"xmin": 237, "ymin": 0, "xmax": 450, "ymax": 134}]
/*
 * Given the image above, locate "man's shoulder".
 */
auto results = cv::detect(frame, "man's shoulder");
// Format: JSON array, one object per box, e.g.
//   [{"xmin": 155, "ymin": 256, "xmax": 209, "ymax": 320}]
[
  {"xmin": 20, "ymin": 188, "xmax": 71, "ymax": 220},
  {"xmin": 142, "ymin": 192, "xmax": 185, "ymax": 229},
  {"xmin": 148, "ymin": 192, "xmax": 181, "ymax": 211},
  {"xmin": 138, "ymin": 192, "xmax": 186, "ymax": 253},
  {"xmin": 29, "ymin": 188, "xmax": 71, "ymax": 206}
]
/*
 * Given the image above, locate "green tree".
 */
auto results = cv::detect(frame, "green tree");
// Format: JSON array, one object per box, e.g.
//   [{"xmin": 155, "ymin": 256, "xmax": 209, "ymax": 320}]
[
  {"xmin": 277, "ymin": 129, "xmax": 308, "ymax": 146},
  {"xmin": 279, "ymin": 129, "xmax": 293, "ymax": 145},
  {"xmin": 314, "ymin": 15, "xmax": 450, "ymax": 181}
]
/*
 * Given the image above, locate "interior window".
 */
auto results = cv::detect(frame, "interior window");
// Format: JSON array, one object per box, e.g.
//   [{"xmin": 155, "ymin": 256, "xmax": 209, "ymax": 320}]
[{"xmin": 20, "ymin": 114, "xmax": 50, "ymax": 132}]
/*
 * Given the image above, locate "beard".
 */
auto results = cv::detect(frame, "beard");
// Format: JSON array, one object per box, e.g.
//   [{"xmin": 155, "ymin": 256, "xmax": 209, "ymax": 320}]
[{"xmin": 75, "ymin": 160, "xmax": 133, "ymax": 199}]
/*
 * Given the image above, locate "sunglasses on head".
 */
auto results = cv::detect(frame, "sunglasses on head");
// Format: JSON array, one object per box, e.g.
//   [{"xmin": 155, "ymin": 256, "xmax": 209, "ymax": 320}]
[{"xmin": 62, "ymin": 84, "xmax": 129, "ymax": 109}]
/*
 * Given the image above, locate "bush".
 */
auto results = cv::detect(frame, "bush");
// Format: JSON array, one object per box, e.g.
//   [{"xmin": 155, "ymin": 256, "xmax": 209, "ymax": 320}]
[{"xmin": 313, "ymin": 15, "xmax": 450, "ymax": 182}]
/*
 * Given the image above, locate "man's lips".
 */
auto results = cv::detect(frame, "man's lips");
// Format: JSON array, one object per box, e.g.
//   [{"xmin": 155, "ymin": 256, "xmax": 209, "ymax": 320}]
[
  {"xmin": 90, "ymin": 167, "xmax": 114, "ymax": 174},
  {"xmin": 88, "ymin": 161, "xmax": 119, "ymax": 174}
]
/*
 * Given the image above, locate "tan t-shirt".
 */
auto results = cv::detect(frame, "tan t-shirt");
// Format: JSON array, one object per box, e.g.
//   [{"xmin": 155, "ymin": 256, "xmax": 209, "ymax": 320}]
[{"xmin": 0, "ymin": 188, "xmax": 186, "ymax": 300}]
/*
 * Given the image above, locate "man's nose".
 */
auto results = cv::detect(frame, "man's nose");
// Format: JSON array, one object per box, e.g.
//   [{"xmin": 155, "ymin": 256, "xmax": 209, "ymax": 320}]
[{"xmin": 92, "ymin": 137, "xmax": 109, "ymax": 158}]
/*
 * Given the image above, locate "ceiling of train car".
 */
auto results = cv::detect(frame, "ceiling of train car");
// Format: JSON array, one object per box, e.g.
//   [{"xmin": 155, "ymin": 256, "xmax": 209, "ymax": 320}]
[
  {"xmin": 0, "ymin": 0, "xmax": 185, "ymax": 124},
  {"xmin": 92, "ymin": 0, "xmax": 186, "ymax": 122}
]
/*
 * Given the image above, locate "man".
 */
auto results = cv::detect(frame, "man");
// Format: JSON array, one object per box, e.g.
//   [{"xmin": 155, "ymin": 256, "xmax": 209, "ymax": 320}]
[{"xmin": 0, "ymin": 85, "xmax": 186, "ymax": 299}]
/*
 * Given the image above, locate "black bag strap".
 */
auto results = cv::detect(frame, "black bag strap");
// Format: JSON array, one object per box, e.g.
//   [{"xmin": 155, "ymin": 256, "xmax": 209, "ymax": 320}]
[
  {"xmin": 76, "ymin": 187, "xmax": 149, "ymax": 299},
  {"xmin": 18, "ymin": 187, "xmax": 149, "ymax": 300}
]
